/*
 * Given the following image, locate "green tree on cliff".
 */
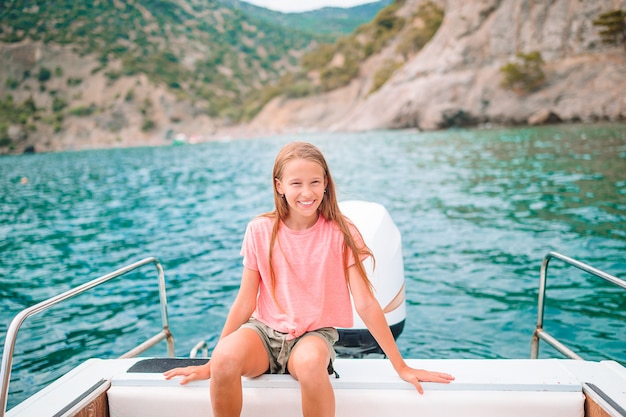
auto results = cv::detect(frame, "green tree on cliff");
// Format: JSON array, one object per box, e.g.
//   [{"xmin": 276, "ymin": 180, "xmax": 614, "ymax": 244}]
[
  {"xmin": 593, "ymin": 10, "xmax": 626, "ymax": 49},
  {"xmin": 500, "ymin": 51, "xmax": 545, "ymax": 93}
]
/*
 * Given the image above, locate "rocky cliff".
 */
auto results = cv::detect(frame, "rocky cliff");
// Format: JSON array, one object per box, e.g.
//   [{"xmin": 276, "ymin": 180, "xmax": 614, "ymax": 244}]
[
  {"xmin": 2, "ymin": 0, "xmax": 625, "ymax": 154},
  {"xmin": 250, "ymin": 0, "xmax": 626, "ymax": 134},
  {"xmin": 1, "ymin": 40, "xmax": 210, "ymax": 152}
]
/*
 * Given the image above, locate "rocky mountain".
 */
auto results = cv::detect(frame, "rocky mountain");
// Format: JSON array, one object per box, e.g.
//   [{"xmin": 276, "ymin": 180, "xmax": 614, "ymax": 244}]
[
  {"xmin": 1, "ymin": 0, "xmax": 625, "ymax": 155},
  {"xmin": 249, "ymin": 0, "xmax": 626, "ymax": 135},
  {"xmin": 0, "ymin": 0, "xmax": 388, "ymax": 154}
]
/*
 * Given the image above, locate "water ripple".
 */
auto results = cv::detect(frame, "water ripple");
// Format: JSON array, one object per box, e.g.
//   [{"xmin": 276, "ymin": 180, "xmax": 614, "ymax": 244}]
[{"xmin": 1, "ymin": 123, "xmax": 625, "ymax": 408}]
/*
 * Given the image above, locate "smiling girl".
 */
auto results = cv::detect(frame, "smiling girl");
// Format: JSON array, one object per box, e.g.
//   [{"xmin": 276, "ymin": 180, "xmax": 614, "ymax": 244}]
[{"xmin": 164, "ymin": 141, "xmax": 454, "ymax": 417}]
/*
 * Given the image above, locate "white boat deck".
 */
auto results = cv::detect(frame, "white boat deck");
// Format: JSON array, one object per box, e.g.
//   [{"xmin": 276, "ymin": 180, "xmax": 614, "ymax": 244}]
[{"xmin": 7, "ymin": 357, "xmax": 626, "ymax": 417}]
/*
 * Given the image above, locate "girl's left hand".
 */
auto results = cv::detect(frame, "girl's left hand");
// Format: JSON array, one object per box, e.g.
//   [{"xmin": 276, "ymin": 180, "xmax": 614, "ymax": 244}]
[{"xmin": 397, "ymin": 365, "xmax": 455, "ymax": 394}]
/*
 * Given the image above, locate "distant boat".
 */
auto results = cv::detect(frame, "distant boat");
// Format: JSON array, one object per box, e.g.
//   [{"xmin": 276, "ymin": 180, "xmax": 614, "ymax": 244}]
[{"xmin": 172, "ymin": 133, "xmax": 187, "ymax": 146}]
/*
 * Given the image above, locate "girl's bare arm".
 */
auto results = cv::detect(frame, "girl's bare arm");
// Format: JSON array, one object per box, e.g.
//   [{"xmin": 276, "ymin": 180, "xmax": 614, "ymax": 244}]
[
  {"xmin": 219, "ymin": 267, "xmax": 261, "ymax": 338},
  {"xmin": 164, "ymin": 267, "xmax": 261, "ymax": 383},
  {"xmin": 347, "ymin": 264, "xmax": 454, "ymax": 393}
]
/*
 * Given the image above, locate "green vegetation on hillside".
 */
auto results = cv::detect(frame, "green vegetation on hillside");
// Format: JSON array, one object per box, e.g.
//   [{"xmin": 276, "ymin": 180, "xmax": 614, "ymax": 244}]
[
  {"xmin": 266, "ymin": 0, "xmax": 410, "ymax": 96},
  {"xmin": 243, "ymin": 0, "xmax": 443, "ymax": 114},
  {"xmin": 0, "ymin": 0, "xmax": 440, "ymax": 151},
  {"xmin": 0, "ymin": 0, "xmax": 327, "ymax": 124},
  {"xmin": 593, "ymin": 9, "xmax": 626, "ymax": 49},
  {"xmin": 0, "ymin": 95, "xmax": 38, "ymax": 149},
  {"xmin": 296, "ymin": 0, "xmax": 442, "ymax": 91},
  {"xmin": 226, "ymin": 0, "xmax": 392, "ymax": 37},
  {"xmin": 369, "ymin": 59, "xmax": 403, "ymax": 94},
  {"xmin": 395, "ymin": 1, "xmax": 444, "ymax": 58},
  {"xmin": 499, "ymin": 51, "xmax": 546, "ymax": 94}
]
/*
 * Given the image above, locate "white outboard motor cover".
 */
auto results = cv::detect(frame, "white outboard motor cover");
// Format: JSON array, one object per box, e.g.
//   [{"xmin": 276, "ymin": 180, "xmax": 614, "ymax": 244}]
[{"xmin": 338, "ymin": 201, "xmax": 406, "ymax": 336}]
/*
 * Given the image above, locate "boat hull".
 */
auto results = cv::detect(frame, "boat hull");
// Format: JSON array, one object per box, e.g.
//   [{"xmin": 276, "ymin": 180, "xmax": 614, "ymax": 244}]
[{"xmin": 9, "ymin": 357, "xmax": 626, "ymax": 417}]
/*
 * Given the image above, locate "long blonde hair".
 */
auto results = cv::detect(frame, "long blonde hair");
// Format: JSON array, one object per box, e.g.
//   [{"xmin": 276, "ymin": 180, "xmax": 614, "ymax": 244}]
[{"xmin": 261, "ymin": 142, "xmax": 374, "ymax": 302}]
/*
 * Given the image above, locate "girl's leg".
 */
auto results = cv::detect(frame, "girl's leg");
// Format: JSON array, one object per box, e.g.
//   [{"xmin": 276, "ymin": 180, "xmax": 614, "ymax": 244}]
[
  {"xmin": 287, "ymin": 335, "xmax": 335, "ymax": 417},
  {"xmin": 210, "ymin": 328, "xmax": 269, "ymax": 417}
]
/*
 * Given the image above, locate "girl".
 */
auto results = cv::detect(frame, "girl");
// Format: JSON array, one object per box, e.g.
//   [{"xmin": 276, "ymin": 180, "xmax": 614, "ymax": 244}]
[{"xmin": 164, "ymin": 142, "xmax": 454, "ymax": 417}]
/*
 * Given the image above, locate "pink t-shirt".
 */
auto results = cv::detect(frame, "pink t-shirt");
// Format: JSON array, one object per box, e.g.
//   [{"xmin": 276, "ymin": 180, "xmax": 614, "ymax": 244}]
[{"xmin": 241, "ymin": 214, "xmax": 363, "ymax": 339}]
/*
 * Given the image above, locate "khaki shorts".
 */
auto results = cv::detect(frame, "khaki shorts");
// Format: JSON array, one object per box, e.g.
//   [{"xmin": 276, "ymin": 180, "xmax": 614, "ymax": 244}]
[{"xmin": 241, "ymin": 318, "xmax": 338, "ymax": 375}]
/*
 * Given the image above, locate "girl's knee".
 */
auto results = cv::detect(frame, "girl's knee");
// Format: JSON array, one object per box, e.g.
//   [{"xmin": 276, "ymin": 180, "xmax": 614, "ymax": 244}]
[
  {"xmin": 289, "ymin": 337, "xmax": 331, "ymax": 378},
  {"xmin": 211, "ymin": 330, "xmax": 269, "ymax": 378},
  {"xmin": 210, "ymin": 346, "xmax": 242, "ymax": 378}
]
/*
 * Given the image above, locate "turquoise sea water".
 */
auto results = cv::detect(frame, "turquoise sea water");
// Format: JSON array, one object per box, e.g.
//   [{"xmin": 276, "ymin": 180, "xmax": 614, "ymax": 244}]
[{"xmin": 1, "ymin": 123, "xmax": 625, "ymax": 408}]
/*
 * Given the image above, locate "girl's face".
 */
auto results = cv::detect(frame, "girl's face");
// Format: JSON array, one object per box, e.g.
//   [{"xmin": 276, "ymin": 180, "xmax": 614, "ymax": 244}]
[{"xmin": 275, "ymin": 158, "xmax": 327, "ymax": 229}]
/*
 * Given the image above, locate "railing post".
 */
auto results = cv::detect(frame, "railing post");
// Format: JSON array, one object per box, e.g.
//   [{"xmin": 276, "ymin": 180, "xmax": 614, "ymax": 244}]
[
  {"xmin": 0, "ymin": 257, "xmax": 174, "ymax": 417},
  {"xmin": 155, "ymin": 261, "xmax": 176, "ymax": 357},
  {"xmin": 530, "ymin": 251, "xmax": 625, "ymax": 360},
  {"xmin": 530, "ymin": 254, "xmax": 551, "ymax": 359}
]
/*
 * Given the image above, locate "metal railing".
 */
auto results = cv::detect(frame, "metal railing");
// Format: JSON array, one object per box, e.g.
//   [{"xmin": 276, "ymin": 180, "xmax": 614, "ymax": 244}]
[
  {"xmin": 190, "ymin": 340, "xmax": 210, "ymax": 358},
  {"xmin": 530, "ymin": 251, "xmax": 626, "ymax": 360},
  {"xmin": 0, "ymin": 257, "xmax": 175, "ymax": 417}
]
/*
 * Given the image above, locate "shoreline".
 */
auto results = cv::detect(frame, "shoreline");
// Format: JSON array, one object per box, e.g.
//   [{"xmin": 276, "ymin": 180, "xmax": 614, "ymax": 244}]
[{"xmin": 3, "ymin": 119, "xmax": 625, "ymax": 156}]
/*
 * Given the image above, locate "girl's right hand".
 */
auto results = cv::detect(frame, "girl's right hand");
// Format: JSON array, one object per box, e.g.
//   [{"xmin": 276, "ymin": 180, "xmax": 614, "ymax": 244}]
[{"xmin": 163, "ymin": 363, "xmax": 211, "ymax": 385}]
